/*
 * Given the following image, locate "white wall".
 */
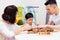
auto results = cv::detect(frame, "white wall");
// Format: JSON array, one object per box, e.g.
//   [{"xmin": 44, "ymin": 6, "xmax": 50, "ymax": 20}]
[
  {"xmin": 56, "ymin": 0, "xmax": 60, "ymax": 8},
  {"xmin": 0, "ymin": 0, "xmax": 46, "ymax": 25}
]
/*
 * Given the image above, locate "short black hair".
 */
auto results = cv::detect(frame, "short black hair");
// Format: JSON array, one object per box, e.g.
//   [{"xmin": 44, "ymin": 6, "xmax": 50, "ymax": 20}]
[
  {"xmin": 44, "ymin": 0, "xmax": 57, "ymax": 6},
  {"xmin": 2, "ymin": 5, "xmax": 18, "ymax": 24},
  {"xmin": 25, "ymin": 13, "xmax": 33, "ymax": 19}
]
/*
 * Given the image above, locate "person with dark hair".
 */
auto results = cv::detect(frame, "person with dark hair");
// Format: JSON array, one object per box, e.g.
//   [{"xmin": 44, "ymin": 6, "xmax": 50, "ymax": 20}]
[
  {"xmin": 25, "ymin": 13, "xmax": 34, "ymax": 27},
  {"xmin": 44, "ymin": 0, "xmax": 60, "ymax": 25},
  {"xmin": 0, "ymin": 5, "xmax": 20, "ymax": 40},
  {"xmin": 0, "ymin": 5, "xmax": 28, "ymax": 40},
  {"xmin": 24, "ymin": 13, "xmax": 39, "ymax": 28},
  {"xmin": 2, "ymin": 5, "xmax": 18, "ymax": 24}
]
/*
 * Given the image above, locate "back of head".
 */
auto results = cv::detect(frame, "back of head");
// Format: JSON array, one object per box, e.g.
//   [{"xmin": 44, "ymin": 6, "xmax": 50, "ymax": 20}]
[
  {"xmin": 4, "ymin": 5, "xmax": 18, "ymax": 16},
  {"xmin": 2, "ymin": 5, "xmax": 18, "ymax": 24}
]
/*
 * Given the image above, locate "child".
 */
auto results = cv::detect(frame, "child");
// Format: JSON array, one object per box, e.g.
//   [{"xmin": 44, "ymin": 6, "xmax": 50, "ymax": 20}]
[{"xmin": 24, "ymin": 13, "xmax": 39, "ymax": 28}]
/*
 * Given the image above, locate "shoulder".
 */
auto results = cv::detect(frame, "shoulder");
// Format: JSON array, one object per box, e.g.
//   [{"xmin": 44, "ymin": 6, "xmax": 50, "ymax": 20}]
[
  {"xmin": 0, "ymin": 22, "xmax": 6, "ymax": 29},
  {"xmin": 0, "ymin": 21, "xmax": 6, "ymax": 28}
]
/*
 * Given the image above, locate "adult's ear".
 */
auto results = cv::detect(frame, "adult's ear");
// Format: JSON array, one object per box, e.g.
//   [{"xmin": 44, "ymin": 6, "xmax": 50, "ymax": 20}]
[{"xmin": 51, "ymin": 4, "xmax": 57, "ymax": 9}]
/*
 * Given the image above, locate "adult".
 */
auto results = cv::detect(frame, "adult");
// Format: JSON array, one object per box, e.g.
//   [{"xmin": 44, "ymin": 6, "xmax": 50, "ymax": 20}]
[{"xmin": 45, "ymin": 0, "xmax": 60, "ymax": 25}]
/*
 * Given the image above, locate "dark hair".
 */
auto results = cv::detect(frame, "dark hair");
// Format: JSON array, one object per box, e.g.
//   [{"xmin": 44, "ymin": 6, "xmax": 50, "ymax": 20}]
[
  {"xmin": 2, "ymin": 5, "xmax": 18, "ymax": 24},
  {"xmin": 44, "ymin": 0, "xmax": 57, "ymax": 6},
  {"xmin": 25, "ymin": 13, "xmax": 33, "ymax": 19}
]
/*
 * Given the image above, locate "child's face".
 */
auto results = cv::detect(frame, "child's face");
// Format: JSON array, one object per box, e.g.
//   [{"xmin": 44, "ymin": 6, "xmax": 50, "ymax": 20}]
[{"xmin": 26, "ymin": 18, "xmax": 33, "ymax": 24}]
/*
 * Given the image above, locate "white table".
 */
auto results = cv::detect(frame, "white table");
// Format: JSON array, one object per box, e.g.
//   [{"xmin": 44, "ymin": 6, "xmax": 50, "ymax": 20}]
[{"xmin": 15, "ymin": 31, "xmax": 60, "ymax": 40}]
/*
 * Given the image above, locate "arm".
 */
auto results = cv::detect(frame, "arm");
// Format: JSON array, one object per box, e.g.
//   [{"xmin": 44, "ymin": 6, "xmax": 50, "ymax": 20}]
[
  {"xmin": 48, "ymin": 21, "xmax": 52, "ymax": 25},
  {"xmin": 14, "ymin": 25, "xmax": 32, "ymax": 35},
  {"xmin": 46, "ymin": 25, "xmax": 60, "ymax": 32},
  {"xmin": 48, "ymin": 15, "xmax": 54, "ymax": 25}
]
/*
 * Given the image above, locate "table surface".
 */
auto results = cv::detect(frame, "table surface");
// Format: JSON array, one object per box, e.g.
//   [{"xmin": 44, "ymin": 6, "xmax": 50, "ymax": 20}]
[{"xmin": 15, "ymin": 31, "xmax": 60, "ymax": 40}]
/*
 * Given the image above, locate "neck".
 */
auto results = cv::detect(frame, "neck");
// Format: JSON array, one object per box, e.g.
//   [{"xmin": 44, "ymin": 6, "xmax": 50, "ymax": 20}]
[
  {"xmin": 29, "ymin": 23, "xmax": 32, "ymax": 26},
  {"xmin": 3, "ymin": 20, "xmax": 12, "ymax": 25}
]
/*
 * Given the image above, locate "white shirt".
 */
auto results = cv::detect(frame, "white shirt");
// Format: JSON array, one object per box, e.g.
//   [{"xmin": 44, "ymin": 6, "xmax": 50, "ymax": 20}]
[
  {"xmin": 0, "ymin": 21, "xmax": 20, "ymax": 38},
  {"xmin": 25, "ymin": 22, "xmax": 36, "ymax": 28},
  {"xmin": 49, "ymin": 11, "xmax": 60, "ymax": 25}
]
